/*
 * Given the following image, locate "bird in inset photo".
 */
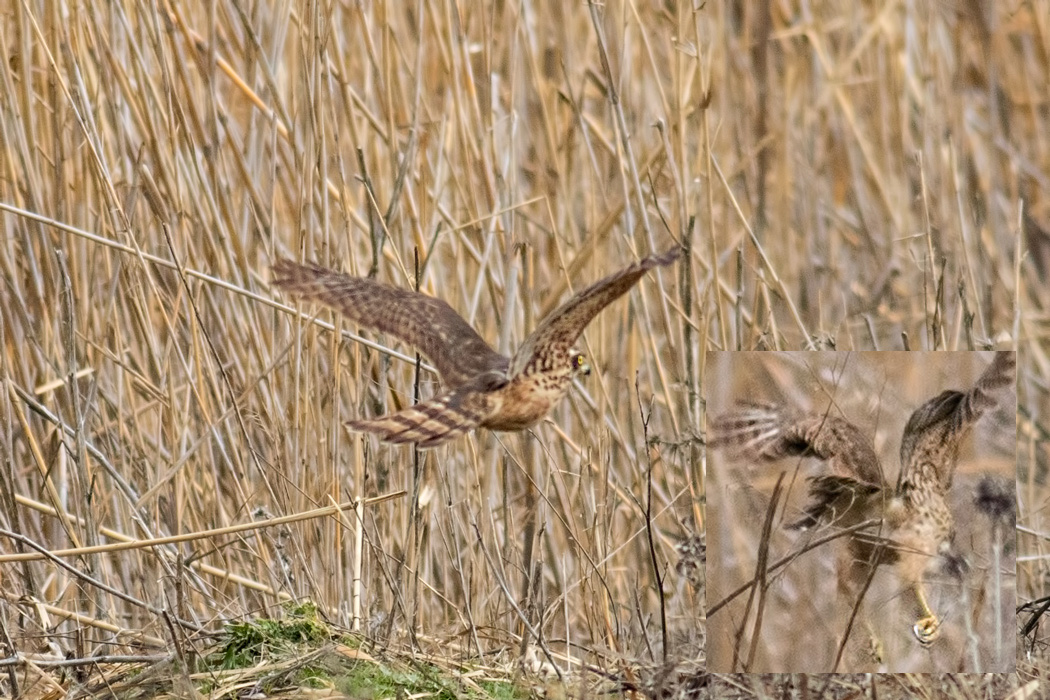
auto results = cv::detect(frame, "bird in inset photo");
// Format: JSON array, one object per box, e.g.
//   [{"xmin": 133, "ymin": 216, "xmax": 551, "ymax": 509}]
[
  {"xmin": 272, "ymin": 248, "xmax": 680, "ymax": 448},
  {"xmin": 708, "ymin": 351, "xmax": 1015, "ymax": 667}
]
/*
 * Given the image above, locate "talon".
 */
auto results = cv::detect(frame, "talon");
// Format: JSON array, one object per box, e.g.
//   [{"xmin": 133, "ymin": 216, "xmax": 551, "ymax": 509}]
[
  {"xmin": 913, "ymin": 615, "xmax": 940, "ymax": 646},
  {"xmin": 912, "ymin": 583, "xmax": 940, "ymax": 646}
]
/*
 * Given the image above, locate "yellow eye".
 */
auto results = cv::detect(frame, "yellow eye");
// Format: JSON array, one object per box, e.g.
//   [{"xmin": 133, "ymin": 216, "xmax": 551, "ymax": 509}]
[{"xmin": 572, "ymin": 354, "xmax": 591, "ymax": 376}]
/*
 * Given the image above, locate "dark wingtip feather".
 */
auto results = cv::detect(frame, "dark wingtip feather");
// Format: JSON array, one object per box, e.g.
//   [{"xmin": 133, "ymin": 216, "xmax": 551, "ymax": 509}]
[
  {"xmin": 271, "ymin": 258, "xmax": 327, "ymax": 289},
  {"xmin": 648, "ymin": 246, "xmax": 684, "ymax": 268}
]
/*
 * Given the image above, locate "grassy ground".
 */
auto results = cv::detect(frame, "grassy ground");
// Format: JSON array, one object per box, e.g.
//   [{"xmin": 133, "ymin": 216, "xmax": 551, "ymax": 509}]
[{"xmin": 0, "ymin": 0, "xmax": 1045, "ymax": 697}]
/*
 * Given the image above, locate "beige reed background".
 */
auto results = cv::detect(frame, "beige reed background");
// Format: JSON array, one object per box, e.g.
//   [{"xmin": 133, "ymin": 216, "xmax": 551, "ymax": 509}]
[{"xmin": 0, "ymin": 0, "xmax": 1047, "ymax": 697}]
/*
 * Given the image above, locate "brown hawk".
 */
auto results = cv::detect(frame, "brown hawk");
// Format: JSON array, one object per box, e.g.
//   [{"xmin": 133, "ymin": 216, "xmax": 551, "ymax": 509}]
[
  {"xmin": 272, "ymin": 248, "xmax": 680, "ymax": 447},
  {"xmin": 709, "ymin": 351, "xmax": 1015, "ymax": 648}
]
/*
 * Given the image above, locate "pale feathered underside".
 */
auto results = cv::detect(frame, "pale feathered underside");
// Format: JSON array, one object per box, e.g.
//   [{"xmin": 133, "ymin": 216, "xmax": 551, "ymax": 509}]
[{"xmin": 896, "ymin": 350, "xmax": 1015, "ymax": 492}]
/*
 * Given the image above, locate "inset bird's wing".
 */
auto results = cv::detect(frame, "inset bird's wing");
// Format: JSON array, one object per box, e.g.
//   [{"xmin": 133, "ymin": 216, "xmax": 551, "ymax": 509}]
[
  {"xmin": 272, "ymin": 259, "xmax": 509, "ymax": 389},
  {"xmin": 508, "ymin": 248, "xmax": 681, "ymax": 377},
  {"xmin": 346, "ymin": 378, "xmax": 503, "ymax": 448},
  {"xmin": 709, "ymin": 403, "xmax": 884, "ymax": 529},
  {"xmin": 897, "ymin": 351, "xmax": 1015, "ymax": 492},
  {"xmin": 709, "ymin": 403, "xmax": 883, "ymax": 484}
]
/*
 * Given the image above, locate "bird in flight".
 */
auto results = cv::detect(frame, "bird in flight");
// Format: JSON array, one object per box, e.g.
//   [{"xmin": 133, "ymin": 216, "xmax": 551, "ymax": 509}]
[
  {"xmin": 272, "ymin": 248, "xmax": 680, "ymax": 447},
  {"xmin": 708, "ymin": 352, "xmax": 1015, "ymax": 649}
]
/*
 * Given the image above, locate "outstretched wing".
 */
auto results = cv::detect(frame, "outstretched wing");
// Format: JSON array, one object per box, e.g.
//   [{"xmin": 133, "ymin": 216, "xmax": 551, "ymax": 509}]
[
  {"xmin": 346, "ymin": 380, "xmax": 502, "ymax": 448},
  {"xmin": 897, "ymin": 351, "xmax": 1015, "ymax": 492},
  {"xmin": 709, "ymin": 403, "xmax": 884, "ymax": 529},
  {"xmin": 508, "ymin": 247, "xmax": 681, "ymax": 377},
  {"xmin": 272, "ymin": 259, "xmax": 509, "ymax": 389}
]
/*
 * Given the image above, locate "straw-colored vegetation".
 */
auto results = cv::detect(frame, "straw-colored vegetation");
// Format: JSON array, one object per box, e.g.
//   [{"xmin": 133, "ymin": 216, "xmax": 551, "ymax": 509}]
[{"xmin": 0, "ymin": 0, "xmax": 1045, "ymax": 697}]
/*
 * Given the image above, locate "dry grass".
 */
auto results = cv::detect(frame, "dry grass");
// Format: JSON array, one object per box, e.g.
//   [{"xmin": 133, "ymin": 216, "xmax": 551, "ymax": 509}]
[{"xmin": 0, "ymin": 0, "xmax": 1046, "ymax": 697}]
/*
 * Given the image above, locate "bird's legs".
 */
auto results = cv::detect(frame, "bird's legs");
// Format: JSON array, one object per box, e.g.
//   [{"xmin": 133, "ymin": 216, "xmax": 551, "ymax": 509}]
[
  {"xmin": 836, "ymin": 546, "xmax": 887, "ymax": 668},
  {"xmin": 912, "ymin": 579, "xmax": 940, "ymax": 646}
]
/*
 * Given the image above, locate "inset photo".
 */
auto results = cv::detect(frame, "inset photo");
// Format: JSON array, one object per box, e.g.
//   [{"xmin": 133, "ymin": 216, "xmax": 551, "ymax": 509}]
[{"xmin": 705, "ymin": 352, "xmax": 1015, "ymax": 672}]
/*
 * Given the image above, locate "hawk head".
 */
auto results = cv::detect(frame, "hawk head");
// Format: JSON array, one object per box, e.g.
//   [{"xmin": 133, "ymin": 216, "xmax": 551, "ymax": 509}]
[{"xmin": 570, "ymin": 350, "xmax": 591, "ymax": 377}]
